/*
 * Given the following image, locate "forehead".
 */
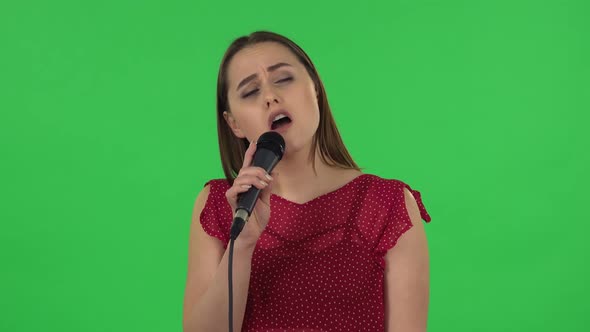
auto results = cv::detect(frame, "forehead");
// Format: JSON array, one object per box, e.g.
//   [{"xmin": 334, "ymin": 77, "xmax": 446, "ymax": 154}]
[{"xmin": 227, "ymin": 42, "xmax": 300, "ymax": 85}]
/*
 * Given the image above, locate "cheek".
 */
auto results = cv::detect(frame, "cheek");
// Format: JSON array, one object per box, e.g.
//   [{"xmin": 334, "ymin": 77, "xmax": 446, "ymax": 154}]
[
  {"xmin": 295, "ymin": 84, "xmax": 319, "ymax": 112},
  {"xmin": 233, "ymin": 108, "xmax": 267, "ymax": 137},
  {"xmin": 236, "ymin": 111, "xmax": 259, "ymax": 128},
  {"xmin": 304, "ymin": 88, "xmax": 320, "ymax": 120}
]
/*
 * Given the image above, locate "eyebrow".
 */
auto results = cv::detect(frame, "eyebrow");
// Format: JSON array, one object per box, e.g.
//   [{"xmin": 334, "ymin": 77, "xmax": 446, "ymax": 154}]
[{"xmin": 236, "ymin": 62, "xmax": 293, "ymax": 91}]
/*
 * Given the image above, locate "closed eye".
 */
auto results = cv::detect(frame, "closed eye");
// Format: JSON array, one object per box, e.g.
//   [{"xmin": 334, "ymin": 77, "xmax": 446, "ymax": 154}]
[
  {"xmin": 241, "ymin": 77, "xmax": 293, "ymax": 99},
  {"xmin": 242, "ymin": 89, "xmax": 259, "ymax": 98}
]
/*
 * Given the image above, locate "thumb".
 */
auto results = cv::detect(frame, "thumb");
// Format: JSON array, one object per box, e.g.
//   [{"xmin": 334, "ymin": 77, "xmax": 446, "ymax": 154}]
[{"xmin": 242, "ymin": 139, "xmax": 257, "ymax": 168}]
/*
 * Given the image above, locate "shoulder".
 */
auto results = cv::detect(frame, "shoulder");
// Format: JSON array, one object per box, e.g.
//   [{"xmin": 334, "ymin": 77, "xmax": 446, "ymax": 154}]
[
  {"xmin": 197, "ymin": 178, "xmax": 233, "ymax": 213},
  {"xmin": 194, "ymin": 178, "xmax": 233, "ymax": 246},
  {"xmin": 361, "ymin": 174, "xmax": 431, "ymax": 224},
  {"xmin": 194, "ymin": 182, "xmax": 211, "ymax": 208},
  {"xmin": 193, "ymin": 179, "xmax": 228, "ymax": 208},
  {"xmin": 360, "ymin": 174, "xmax": 415, "ymax": 199},
  {"xmin": 402, "ymin": 187, "xmax": 422, "ymax": 227},
  {"xmin": 203, "ymin": 178, "xmax": 232, "ymax": 192}
]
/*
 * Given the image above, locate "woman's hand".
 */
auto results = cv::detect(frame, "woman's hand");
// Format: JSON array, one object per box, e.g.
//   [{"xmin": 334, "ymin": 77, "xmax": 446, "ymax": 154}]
[{"xmin": 225, "ymin": 140, "xmax": 276, "ymax": 246}]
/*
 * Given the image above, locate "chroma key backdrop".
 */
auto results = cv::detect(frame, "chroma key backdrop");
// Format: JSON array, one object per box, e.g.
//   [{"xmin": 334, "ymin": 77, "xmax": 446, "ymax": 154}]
[{"xmin": 1, "ymin": 0, "xmax": 588, "ymax": 331}]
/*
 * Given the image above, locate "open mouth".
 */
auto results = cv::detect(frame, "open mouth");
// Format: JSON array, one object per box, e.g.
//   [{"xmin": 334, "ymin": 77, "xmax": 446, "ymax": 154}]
[{"xmin": 271, "ymin": 114, "xmax": 292, "ymax": 130}]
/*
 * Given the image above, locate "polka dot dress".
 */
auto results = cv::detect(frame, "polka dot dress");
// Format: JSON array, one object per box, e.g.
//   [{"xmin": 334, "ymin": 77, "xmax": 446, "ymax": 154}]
[{"xmin": 200, "ymin": 174, "xmax": 432, "ymax": 331}]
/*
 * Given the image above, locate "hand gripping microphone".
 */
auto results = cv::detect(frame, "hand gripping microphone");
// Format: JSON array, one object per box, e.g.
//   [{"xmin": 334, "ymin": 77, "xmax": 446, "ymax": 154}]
[{"xmin": 229, "ymin": 131, "xmax": 285, "ymax": 240}]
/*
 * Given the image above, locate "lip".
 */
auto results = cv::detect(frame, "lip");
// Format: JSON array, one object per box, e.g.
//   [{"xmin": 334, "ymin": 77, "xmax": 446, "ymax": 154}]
[{"xmin": 267, "ymin": 109, "xmax": 293, "ymax": 130}]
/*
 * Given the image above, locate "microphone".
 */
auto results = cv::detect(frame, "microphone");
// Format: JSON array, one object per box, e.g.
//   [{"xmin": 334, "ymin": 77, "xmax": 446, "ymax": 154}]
[{"xmin": 229, "ymin": 131, "xmax": 285, "ymax": 240}]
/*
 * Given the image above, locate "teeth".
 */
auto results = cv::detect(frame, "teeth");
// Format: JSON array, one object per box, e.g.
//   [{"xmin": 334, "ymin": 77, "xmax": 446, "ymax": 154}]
[{"xmin": 273, "ymin": 114, "xmax": 287, "ymax": 122}]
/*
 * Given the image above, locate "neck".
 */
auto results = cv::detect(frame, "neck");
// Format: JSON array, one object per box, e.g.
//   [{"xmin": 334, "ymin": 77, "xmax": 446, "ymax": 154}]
[{"xmin": 269, "ymin": 143, "xmax": 361, "ymax": 203}]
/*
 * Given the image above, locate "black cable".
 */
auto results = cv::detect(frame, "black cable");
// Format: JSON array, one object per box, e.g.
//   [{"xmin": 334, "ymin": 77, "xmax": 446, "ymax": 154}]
[
  {"xmin": 228, "ymin": 238, "xmax": 235, "ymax": 332},
  {"xmin": 228, "ymin": 213, "xmax": 246, "ymax": 332}
]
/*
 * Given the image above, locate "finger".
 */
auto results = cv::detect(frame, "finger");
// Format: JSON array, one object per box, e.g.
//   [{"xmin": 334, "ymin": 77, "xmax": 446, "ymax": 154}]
[
  {"xmin": 238, "ymin": 167, "xmax": 273, "ymax": 182},
  {"xmin": 226, "ymin": 183, "xmax": 252, "ymax": 201},
  {"xmin": 241, "ymin": 139, "xmax": 257, "ymax": 168},
  {"xmin": 225, "ymin": 181, "xmax": 256, "ymax": 206},
  {"xmin": 234, "ymin": 174, "xmax": 269, "ymax": 190}
]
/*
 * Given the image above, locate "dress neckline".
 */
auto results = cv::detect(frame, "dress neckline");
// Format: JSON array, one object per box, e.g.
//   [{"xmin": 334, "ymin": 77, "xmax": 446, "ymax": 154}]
[{"xmin": 270, "ymin": 173, "xmax": 370, "ymax": 207}]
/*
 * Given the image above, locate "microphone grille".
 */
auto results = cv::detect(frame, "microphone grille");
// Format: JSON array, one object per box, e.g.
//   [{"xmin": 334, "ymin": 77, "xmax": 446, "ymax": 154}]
[{"xmin": 256, "ymin": 131, "xmax": 285, "ymax": 159}]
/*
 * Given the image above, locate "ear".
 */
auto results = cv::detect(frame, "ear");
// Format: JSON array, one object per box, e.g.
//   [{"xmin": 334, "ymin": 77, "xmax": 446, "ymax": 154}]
[{"xmin": 223, "ymin": 111, "xmax": 246, "ymax": 138}]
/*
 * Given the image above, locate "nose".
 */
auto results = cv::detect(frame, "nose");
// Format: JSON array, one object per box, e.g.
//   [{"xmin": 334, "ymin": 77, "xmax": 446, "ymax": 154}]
[
  {"xmin": 262, "ymin": 86, "xmax": 280, "ymax": 109},
  {"xmin": 266, "ymin": 97, "xmax": 279, "ymax": 108}
]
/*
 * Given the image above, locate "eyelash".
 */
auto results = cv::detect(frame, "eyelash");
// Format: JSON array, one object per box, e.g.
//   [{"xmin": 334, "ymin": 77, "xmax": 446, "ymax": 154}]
[{"xmin": 242, "ymin": 77, "xmax": 293, "ymax": 98}]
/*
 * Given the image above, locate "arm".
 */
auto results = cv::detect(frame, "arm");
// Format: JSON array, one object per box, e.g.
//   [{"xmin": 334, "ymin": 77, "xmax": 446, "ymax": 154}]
[
  {"xmin": 384, "ymin": 187, "xmax": 430, "ymax": 332},
  {"xmin": 182, "ymin": 184, "xmax": 256, "ymax": 332}
]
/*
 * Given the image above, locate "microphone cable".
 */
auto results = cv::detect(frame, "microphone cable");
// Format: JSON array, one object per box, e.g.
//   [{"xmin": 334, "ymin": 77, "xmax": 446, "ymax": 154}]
[
  {"xmin": 228, "ymin": 212, "xmax": 246, "ymax": 332},
  {"xmin": 228, "ymin": 237, "xmax": 236, "ymax": 332}
]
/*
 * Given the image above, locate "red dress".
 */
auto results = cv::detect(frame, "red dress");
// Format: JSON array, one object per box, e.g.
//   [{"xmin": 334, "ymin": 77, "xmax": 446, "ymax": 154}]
[{"xmin": 200, "ymin": 174, "xmax": 432, "ymax": 331}]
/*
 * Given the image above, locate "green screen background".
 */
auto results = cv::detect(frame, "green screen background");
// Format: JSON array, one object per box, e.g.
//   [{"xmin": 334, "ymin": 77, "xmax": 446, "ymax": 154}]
[{"xmin": 1, "ymin": 0, "xmax": 588, "ymax": 331}]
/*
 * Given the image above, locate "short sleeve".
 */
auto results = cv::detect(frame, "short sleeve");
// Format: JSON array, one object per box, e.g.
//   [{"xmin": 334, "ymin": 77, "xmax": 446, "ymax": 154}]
[
  {"xmin": 199, "ymin": 179, "xmax": 232, "ymax": 248},
  {"xmin": 374, "ymin": 181, "xmax": 432, "ymax": 268}
]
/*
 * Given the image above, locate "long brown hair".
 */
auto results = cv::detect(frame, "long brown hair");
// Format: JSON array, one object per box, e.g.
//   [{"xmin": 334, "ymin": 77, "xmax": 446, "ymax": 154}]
[{"xmin": 216, "ymin": 31, "xmax": 360, "ymax": 184}]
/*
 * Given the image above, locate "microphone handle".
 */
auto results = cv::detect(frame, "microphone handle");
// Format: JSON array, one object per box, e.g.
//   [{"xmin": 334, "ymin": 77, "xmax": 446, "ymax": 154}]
[{"xmin": 236, "ymin": 149, "xmax": 280, "ymax": 215}]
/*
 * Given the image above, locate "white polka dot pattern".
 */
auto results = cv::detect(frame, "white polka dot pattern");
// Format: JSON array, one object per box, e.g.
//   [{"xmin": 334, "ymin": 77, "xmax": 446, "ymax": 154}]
[{"xmin": 199, "ymin": 174, "xmax": 432, "ymax": 331}]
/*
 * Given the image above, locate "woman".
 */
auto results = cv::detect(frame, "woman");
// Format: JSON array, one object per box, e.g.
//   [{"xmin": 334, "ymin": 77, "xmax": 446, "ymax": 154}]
[{"xmin": 183, "ymin": 31, "xmax": 432, "ymax": 332}]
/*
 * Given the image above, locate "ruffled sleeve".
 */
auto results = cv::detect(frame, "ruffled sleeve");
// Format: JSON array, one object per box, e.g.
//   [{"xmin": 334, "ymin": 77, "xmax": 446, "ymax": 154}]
[
  {"xmin": 199, "ymin": 179, "xmax": 233, "ymax": 248},
  {"xmin": 374, "ymin": 181, "xmax": 432, "ymax": 268}
]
